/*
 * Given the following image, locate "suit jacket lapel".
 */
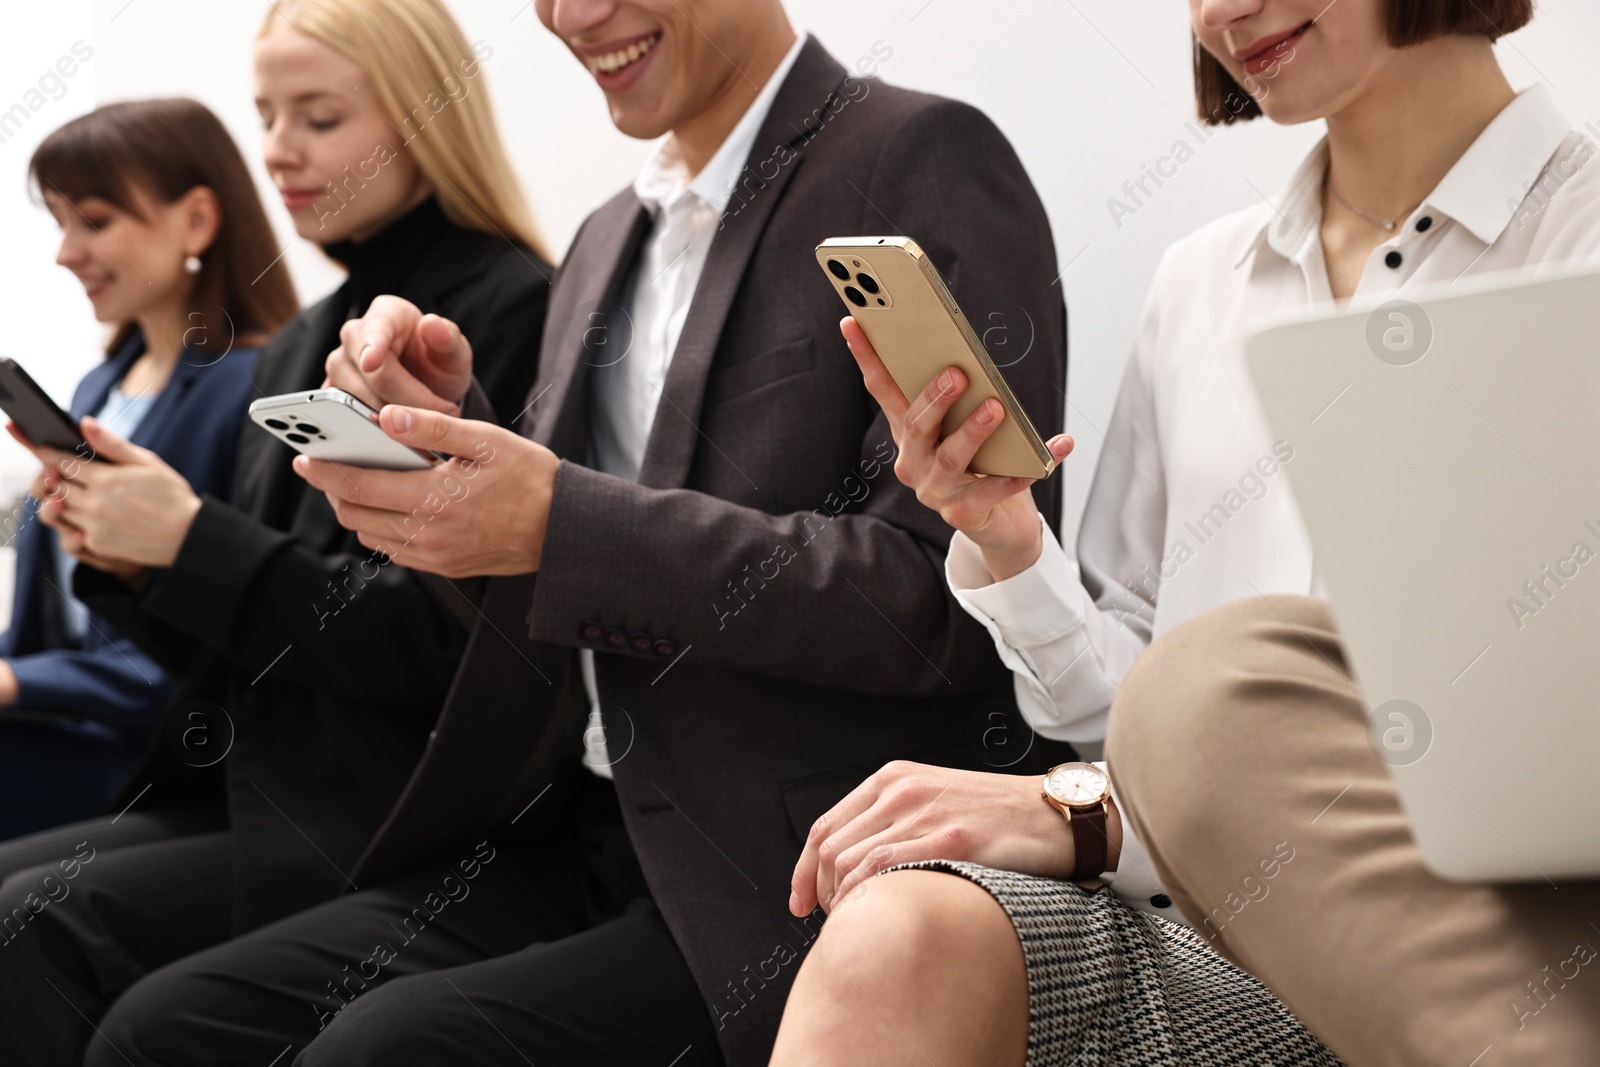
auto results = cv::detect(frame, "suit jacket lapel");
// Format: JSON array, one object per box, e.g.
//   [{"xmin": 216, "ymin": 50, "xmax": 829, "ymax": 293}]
[
  {"xmin": 528, "ymin": 193, "xmax": 652, "ymax": 457},
  {"xmin": 71, "ymin": 338, "xmax": 142, "ymax": 420},
  {"xmin": 635, "ymin": 39, "xmax": 846, "ymax": 490},
  {"xmin": 125, "ymin": 350, "xmax": 208, "ymax": 451}
]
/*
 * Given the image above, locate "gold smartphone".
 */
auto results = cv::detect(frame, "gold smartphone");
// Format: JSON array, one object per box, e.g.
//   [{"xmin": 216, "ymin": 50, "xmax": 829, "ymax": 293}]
[{"xmin": 816, "ymin": 237, "xmax": 1055, "ymax": 479}]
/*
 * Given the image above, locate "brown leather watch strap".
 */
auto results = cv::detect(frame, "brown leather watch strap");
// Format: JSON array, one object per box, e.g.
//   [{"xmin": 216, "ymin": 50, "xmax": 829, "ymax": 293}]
[{"xmin": 1068, "ymin": 803, "xmax": 1109, "ymax": 881}]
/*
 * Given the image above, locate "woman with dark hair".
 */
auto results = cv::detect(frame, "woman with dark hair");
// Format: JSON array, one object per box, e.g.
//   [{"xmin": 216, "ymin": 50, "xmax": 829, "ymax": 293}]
[
  {"xmin": 775, "ymin": 0, "xmax": 1600, "ymax": 1064},
  {"xmin": 0, "ymin": 98, "xmax": 297, "ymax": 840}
]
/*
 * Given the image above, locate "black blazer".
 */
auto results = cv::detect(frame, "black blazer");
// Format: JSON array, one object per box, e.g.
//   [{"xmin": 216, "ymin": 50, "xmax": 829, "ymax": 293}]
[
  {"xmin": 79, "ymin": 207, "xmax": 551, "ymax": 932},
  {"xmin": 355, "ymin": 39, "xmax": 1072, "ymax": 1067}
]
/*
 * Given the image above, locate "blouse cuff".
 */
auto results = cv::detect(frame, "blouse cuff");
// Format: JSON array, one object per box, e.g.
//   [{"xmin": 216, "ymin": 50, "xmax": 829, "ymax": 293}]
[{"xmin": 946, "ymin": 514, "xmax": 1087, "ymax": 646}]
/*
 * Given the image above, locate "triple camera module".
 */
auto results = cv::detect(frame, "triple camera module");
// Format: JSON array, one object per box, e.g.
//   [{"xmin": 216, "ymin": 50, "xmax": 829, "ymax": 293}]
[
  {"xmin": 262, "ymin": 415, "xmax": 328, "ymax": 446},
  {"xmin": 826, "ymin": 256, "xmax": 892, "ymax": 309}
]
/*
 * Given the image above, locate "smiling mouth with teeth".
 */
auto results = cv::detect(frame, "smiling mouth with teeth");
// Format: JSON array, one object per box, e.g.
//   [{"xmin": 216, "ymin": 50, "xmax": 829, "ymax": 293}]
[{"xmin": 586, "ymin": 32, "xmax": 662, "ymax": 76}]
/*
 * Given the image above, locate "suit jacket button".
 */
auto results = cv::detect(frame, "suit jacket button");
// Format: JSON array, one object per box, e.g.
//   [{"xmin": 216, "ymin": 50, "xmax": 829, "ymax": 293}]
[
  {"xmin": 629, "ymin": 631, "xmax": 653, "ymax": 653},
  {"xmin": 604, "ymin": 627, "xmax": 626, "ymax": 648},
  {"xmin": 653, "ymin": 639, "xmax": 677, "ymax": 658},
  {"xmin": 579, "ymin": 622, "xmax": 603, "ymax": 642}
]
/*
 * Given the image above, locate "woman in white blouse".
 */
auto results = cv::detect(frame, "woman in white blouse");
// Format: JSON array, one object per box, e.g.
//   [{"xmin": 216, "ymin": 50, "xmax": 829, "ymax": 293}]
[{"xmin": 772, "ymin": 0, "xmax": 1600, "ymax": 1064}]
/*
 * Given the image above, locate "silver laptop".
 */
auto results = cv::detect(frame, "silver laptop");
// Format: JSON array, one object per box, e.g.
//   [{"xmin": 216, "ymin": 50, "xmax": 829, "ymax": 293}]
[{"xmin": 1245, "ymin": 264, "xmax": 1600, "ymax": 883}]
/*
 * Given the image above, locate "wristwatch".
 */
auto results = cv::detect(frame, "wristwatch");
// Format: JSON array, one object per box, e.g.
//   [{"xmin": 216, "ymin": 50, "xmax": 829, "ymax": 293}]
[{"xmin": 1041, "ymin": 762, "xmax": 1112, "ymax": 881}]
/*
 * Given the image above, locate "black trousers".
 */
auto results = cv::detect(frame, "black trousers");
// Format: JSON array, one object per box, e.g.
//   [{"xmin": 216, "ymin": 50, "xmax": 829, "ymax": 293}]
[{"xmin": 0, "ymin": 779, "xmax": 724, "ymax": 1066}]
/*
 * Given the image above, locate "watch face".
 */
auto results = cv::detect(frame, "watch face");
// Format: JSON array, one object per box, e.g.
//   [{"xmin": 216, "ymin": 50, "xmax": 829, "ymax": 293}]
[{"xmin": 1045, "ymin": 763, "xmax": 1108, "ymax": 806}]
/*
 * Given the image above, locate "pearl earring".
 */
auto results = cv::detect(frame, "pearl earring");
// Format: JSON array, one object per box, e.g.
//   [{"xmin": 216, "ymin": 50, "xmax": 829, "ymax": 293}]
[{"xmin": 184, "ymin": 255, "xmax": 202, "ymax": 275}]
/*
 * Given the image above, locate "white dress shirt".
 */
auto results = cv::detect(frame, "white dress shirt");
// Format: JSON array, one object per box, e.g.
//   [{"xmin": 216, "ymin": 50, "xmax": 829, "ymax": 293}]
[
  {"xmin": 949, "ymin": 85, "xmax": 1600, "ymax": 918},
  {"xmin": 579, "ymin": 33, "xmax": 808, "ymax": 777}
]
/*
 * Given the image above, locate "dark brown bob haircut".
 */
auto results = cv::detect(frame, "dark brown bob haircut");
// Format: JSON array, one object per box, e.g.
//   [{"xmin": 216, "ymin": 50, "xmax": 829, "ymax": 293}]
[
  {"xmin": 29, "ymin": 98, "xmax": 298, "ymax": 356},
  {"xmin": 1195, "ymin": 0, "xmax": 1535, "ymax": 126}
]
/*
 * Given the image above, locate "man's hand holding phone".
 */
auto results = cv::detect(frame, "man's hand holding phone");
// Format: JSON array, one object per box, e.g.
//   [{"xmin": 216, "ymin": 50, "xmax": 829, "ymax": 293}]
[
  {"xmin": 293, "ymin": 404, "xmax": 560, "ymax": 579},
  {"xmin": 324, "ymin": 295, "xmax": 475, "ymax": 415},
  {"xmin": 842, "ymin": 317, "xmax": 1073, "ymax": 582},
  {"xmin": 308, "ymin": 295, "xmax": 561, "ymax": 578}
]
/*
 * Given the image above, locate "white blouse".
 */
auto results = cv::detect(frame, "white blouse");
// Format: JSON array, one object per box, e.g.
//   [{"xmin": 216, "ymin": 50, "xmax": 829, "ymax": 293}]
[{"xmin": 949, "ymin": 84, "xmax": 1600, "ymax": 918}]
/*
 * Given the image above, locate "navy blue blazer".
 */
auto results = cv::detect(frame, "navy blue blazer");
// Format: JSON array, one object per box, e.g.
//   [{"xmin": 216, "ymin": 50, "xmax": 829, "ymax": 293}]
[{"xmin": 0, "ymin": 335, "xmax": 259, "ymax": 737}]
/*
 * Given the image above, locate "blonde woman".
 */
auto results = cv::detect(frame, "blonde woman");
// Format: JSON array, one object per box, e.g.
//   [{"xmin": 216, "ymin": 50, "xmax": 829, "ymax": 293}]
[{"xmin": 0, "ymin": 3, "xmax": 551, "ymax": 1062}]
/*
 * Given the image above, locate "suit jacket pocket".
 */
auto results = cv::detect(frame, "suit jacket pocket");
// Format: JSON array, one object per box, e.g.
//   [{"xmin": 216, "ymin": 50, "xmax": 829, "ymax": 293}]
[{"xmin": 710, "ymin": 337, "xmax": 815, "ymax": 401}]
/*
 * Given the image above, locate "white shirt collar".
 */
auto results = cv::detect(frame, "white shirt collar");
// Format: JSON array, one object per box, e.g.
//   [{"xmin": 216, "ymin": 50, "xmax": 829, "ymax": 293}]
[
  {"xmin": 1237, "ymin": 83, "xmax": 1576, "ymax": 268},
  {"xmin": 632, "ymin": 32, "xmax": 808, "ymax": 216},
  {"xmin": 1424, "ymin": 82, "xmax": 1574, "ymax": 245}
]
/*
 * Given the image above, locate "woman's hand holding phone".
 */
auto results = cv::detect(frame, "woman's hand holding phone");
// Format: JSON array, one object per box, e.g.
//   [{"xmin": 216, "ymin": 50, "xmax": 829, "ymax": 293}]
[
  {"xmin": 27, "ymin": 461, "xmax": 148, "ymax": 584},
  {"xmin": 841, "ymin": 317, "xmax": 1073, "ymax": 582},
  {"xmin": 11, "ymin": 416, "xmax": 198, "ymax": 577}
]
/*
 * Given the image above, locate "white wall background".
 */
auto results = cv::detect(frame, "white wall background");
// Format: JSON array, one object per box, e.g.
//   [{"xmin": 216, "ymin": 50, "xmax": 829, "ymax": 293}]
[{"xmin": 0, "ymin": 0, "xmax": 1595, "ymax": 548}]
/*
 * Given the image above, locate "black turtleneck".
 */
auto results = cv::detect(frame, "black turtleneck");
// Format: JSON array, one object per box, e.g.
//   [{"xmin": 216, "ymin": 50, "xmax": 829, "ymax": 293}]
[
  {"xmin": 322, "ymin": 195, "xmax": 453, "ymax": 317},
  {"xmin": 301, "ymin": 191, "xmax": 549, "ymax": 435}
]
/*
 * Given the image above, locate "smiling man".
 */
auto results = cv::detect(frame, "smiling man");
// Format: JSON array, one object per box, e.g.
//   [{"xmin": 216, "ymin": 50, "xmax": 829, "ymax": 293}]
[
  {"xmin": 290, "ymin": 5, "xmax": 1069, "ymax": 1060},
  {"xmin": 62, "ymin": 2, "xmax": 1064, "ymax": 1065}
]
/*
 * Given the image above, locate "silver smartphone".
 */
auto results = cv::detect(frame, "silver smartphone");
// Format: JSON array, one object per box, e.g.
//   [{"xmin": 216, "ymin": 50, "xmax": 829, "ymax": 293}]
[{"xmin": 248, "ymin": 388, "xmax": 438, "ymax": 471}]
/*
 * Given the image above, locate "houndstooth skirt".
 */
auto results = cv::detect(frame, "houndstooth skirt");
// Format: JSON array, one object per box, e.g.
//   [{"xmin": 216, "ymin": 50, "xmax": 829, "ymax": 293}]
[{"xmin": 894, "ymin": 861, "xmax": 1343, "ymax": 1067}]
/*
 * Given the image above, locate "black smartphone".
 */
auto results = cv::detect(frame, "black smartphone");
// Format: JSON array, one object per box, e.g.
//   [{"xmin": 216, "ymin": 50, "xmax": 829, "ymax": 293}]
[{"xmin": 0, "ymin": 357, "xmax": 91, "ymax": 455}]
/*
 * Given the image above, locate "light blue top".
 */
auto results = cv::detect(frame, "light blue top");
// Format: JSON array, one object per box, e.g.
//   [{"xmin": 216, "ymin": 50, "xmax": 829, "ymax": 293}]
[{"xmin": 51, "ymin": 385, "xmax": 158, "ymax": 643}]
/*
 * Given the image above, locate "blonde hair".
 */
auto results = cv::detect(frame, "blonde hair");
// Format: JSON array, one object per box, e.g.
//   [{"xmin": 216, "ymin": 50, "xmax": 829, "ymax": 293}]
[{"xmin": 261, "ymin": 0, "xmax": 550, "ymax": 261}]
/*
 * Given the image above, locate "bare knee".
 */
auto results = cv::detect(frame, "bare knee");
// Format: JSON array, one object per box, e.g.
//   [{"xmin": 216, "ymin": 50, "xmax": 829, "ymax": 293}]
[
  {"xmin": 774, "ymin": 869, "xmax": 1027, "ymax": 1067},
  {"xmin": 814, "ymin": 869, "xmax": 1009, "ymax": 977}
]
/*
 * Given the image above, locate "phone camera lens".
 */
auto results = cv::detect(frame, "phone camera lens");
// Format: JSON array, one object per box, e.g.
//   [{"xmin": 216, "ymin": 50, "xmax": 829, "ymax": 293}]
[
  {"xmin": 295, "ymin": 423, "xmax": 321, "ymax": 435},
  {"xmin": 265, "ymin": 419, "xmax": 289, "ymax": 430},
  {"xmin": 843, "ymin": 285, "xmax": 867, "ymax": 307},
  {"xmin": 287, "ymin": 432, "xmax": 310, "ymax": 444},
  {"xmin": 827, "ymin": 259, "xmax": 850, "ymax": 281},
  {"xmin": 856, "ymin": 273, "xmax": 880, "ymax": 295}
]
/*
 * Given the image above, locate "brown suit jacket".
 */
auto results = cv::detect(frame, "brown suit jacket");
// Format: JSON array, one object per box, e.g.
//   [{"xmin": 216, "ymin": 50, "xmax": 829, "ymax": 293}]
[{"xmin": 348, "ymin": 38, "xmax": 1071, "ymax": 1067}]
